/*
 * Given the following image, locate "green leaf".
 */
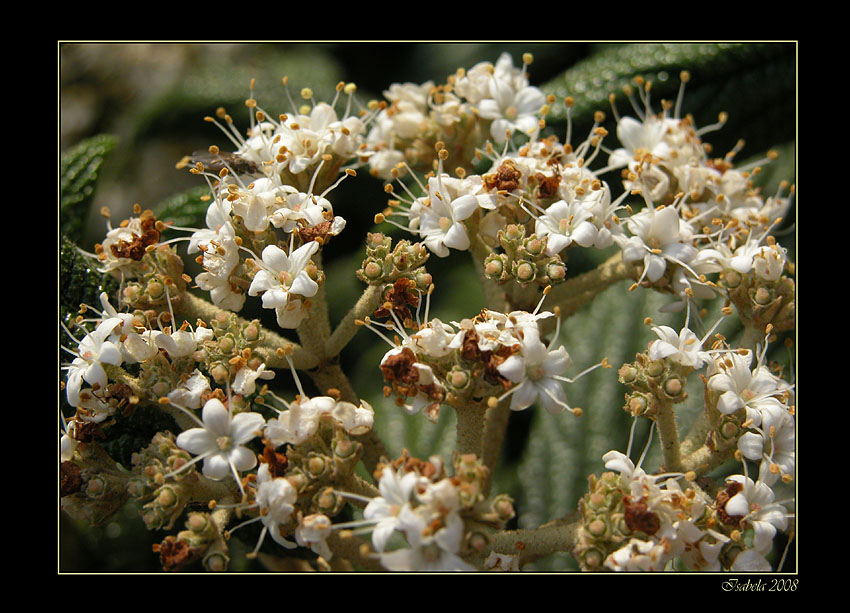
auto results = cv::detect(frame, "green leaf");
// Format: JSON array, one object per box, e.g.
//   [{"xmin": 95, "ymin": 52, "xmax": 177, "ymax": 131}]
[
  {"xmin": 59, "ymin": 235, "xmax": 119, "ymax": 320},
  {"xmin": 60, "ymin": 134, "xmax": 119, "ymax": 243},
  {"xmin": 541, "ymin": 42, "xmax": 795, "ymax": 159},
  {"xmin": 153, "ymin": 185, "xmax": 212, "ymax": 230},
  {"xmin": 59, "ymin": 235, "xmax": 121, "ymax": 417}
]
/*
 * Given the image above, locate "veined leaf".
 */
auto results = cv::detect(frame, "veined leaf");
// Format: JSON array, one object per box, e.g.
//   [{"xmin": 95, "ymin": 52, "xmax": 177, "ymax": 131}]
[
  {"xmin": 541, "ymin": 42, "xmax": 796, "ymax": 161},
  {"xmin": 153, "ymin": 185, "xmax": 212, "ymax": 230},
  {"xmin": 60, "ymin": 134, "xmax": 119, "ymax": 243}
]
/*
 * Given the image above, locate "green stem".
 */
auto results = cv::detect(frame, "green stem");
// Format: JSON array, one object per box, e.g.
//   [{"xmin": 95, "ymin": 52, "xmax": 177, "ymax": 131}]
[
  {"xmin": 326, "ymin": 284, "xmax": 384, "ymax": 357},
  {"xmin": 468, "ymin": 514, "xmax": 581, "ymax": 568},
  {"xmin": 453, "ymin": 402, "xmax": 488, "ymax": 458},
  {"xmin": 481, "ymin": 399, "xmax": 510, "ymax": 495},
  {"xmin": 654, "ymin": 396, "xmax": 684, "ymax": 473},
  {"xmin": 295, "ymin": 253, "xmax": 388, "ymax": 475},
  {"xmin": 738, "ymin": 324, "xmax": 764, "ymax": 353}
]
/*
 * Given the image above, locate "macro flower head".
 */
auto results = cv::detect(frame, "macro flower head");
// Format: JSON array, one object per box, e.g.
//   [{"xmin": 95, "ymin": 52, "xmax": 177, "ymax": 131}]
[{"xmin": 174, "ymin": 398, "xmax": 265, "ymax": 485}]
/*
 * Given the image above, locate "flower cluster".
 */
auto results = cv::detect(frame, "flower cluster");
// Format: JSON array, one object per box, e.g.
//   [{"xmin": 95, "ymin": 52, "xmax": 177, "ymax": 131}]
[
  {"xmin": 366, "ymin": 52, "xmax": 545, "ymax": 179},
  {"xmin": 61, "ymin": 50, "xmax": 795, "ymax": 573}
]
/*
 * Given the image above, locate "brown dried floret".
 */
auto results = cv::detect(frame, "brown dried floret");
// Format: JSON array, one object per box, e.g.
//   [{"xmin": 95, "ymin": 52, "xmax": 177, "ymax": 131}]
[
  {"xmin": 109, "ymin": 209, "xmax": 161, "ymax": 261},
  {"xmin": 714, "ymin": 479, "xmax": 745, "ymax": 526},
  {"xmin": 624, "ymin": 495, "xmax": 661, "ymax": 535},
  {"xmin": 374, "ymin": 278, "xmax": 420, "ymax": 327},
  {"xmin": 483, "ymin": 159, "xmax": 522, "ymax": 192}
]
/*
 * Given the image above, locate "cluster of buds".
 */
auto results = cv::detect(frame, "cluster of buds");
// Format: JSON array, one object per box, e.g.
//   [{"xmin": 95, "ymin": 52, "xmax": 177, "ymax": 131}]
[
  {"xmin": 95, "ymin": 206, "xmax": 188, "ymax": 311},
  {"xmin": 130, "ymin": 431, "xmax": 201, "ymax": 530},
  {"xmin": 618, "ymin": 349, "xmax": 691, "ymax": 418},
  {"xmin": 485, "ymin": 223, "xmax": 567, "ymax": 287},
  {"xmin": 193, "ymin": 311, "xmax": 267, "ymax": 388},
  {"xmin": 575, "ymin": 450, "xmax": 735, "ymax": 571},
  {"xmin": 356, "ymin": 232, "xmax": 431, "ymax": 287},
  {"xmin": 719, "ymin": 238, "xmax": 795, "ymax": 334},
  {"xmin": 153, "ymin": 511, "xmax": 229, "ymax": 572},
  {"xmin": 60, "ymin": 441, "xmax": 133, "ymax": 526}
]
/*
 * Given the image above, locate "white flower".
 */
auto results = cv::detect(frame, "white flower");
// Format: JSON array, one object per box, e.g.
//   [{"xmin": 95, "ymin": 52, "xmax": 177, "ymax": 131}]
[
  {"xmin": 379, "ymin": 506, "xmax": 474, "ymax": 571},
  {"xmin": 97, "ymin": 292, "xmax": 157, "ymax": 363},
  {"xmin": 364, "ymin": 466, "xmax": 421, "ymax": 553},
  {"xmin": 608, "ymin": 115, "xmax": 675, "ymax": 170},
  {"xmin": 232, "ymin": 363, "xmax": 275, "ymax": 396},
  {"xmin": 478, "ymin": 80, "xmax": 545, "ymax": 143},
  {"xmin": 418, "ymin": 174, "xmax": 482, "ymax": 257},
  {"xmin": 707, "ymin": 351, "xmax": 792, "ymax": 430},
  {"xmin": 534, "ymin": 199, "xmax": 598, "ymax": 254},
  {"xmin": 229, "ymin": 177, "xmax": 284, "ymax": 233},
  {"xmin": 737, "ymin": 411, "xmax": 795, "ymax": 486},
  {"xmin": 264, "ymin": 395, "xmax": 336, "ymax": 446},
  {"xmin": 248, "ymin": 240, "xmax": 319, "ymax": 328},
  {"xmin": 330, "ymin": 400, "xmax": 374, "ymax": 435},
  {"xmin": 188, "ymin": 198, "xmax": 233, "ymax": 254},
  {"xmin": 469, "ymin": 53, "xmax": 545, "ymax": 144},
  {"xmin": 254, "ymin": 463, "xmax": 298, "ymax": 550},
  {"xmin": 496, "ymin": 326, "xmax": 572, "ymax": 413},
  {"xmin": 722, "ymin": 475, "xmax": 789, "ymax": 555},
  {"xmin": 66, "ymin": 317, "xmax": 124, "ymax": 407},
  {"xmin": 647, "ymin": 325, "xmax": 711, "ymax": 369},
  {"xmin": 411, "ymin": 319, "xmax": 461, "ymax": 359},
  {"xmin": 166, "ymin": 370, "xmax": 211, "ymax": 410},
  {"xmin": 175, "ymin": 398, "xmax": 264, "ymax": 482},
  {"xmin": 194, "ymin": 226, "xmax": 246, "ymax": 312},
  {"xmin": 616, "ymin": 205, "xmax": 698, "ymax": 283},
  {"xmin": 605, "ymin": 537, "xmax": 671, "ymax": 571},
  {"xmin": 154, "ymin": 326, "xmax": 214, "ymax": 359},
  {"xmin": 295, "ymin": 513, "xmax": 333, "ymax": 560}
]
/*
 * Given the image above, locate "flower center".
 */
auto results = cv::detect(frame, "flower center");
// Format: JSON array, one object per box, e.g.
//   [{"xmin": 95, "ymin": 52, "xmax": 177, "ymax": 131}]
[
  {"xmin": 216, "ymin": 435, "xmax": 232, "ymax": 451},
  {"xmin": 421, "ymin": 542, "xmax": 442, "ymax": 563},
  {"xmin": 741, "ymin": 389, "xmax": 756, "ymax": 402},
  {"xmin": 438, "ymin": 216, "xmax": 453, "ymax": 232}
]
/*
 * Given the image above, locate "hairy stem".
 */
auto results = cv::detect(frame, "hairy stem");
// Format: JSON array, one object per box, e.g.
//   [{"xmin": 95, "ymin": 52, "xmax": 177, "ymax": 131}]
[
  {"xmin": 655, "ymin": 397, "xmax": 684, "ymax": 473},
  {"xmin": 326, "ymin": 284, "xmax": 384, "ymax": 358},
  {"xmin": 468, "ymin": 514, "xmax": 581, "ymax": 568},
  {"xmin": 453, "ymin": 402, "xmax": 488, "ymax": 458},
  {"xmin": 481, "ymin": 399, "xmax": 511, "ymax": 495}
]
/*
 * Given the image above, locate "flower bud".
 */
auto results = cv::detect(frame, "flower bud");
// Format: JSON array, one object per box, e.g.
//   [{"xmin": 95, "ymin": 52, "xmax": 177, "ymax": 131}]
[
  {"xmin": 203, "ymin": 551, "xmax": 230, "ymax": 572},
  {"xmin": 618, "ymin": 364, "xmax": 638, "ymax": 383},
  {"xmin": 545, "ymin": 260, "xmax": 567, "ymax": 283},
  {"xmin": 513, "ymin": 260, "xmax": 536, "ymax": 283},
  {"xmin": 723, "ymin": 270, "xmax": 742, "ymax": 288},
  {"xmin": 448, "ymin": 366, "xmax": 471, "ymax": 390},
  {"xmin": 663, "ymin": 377, "xmax": 683, "ymax": 397},
  {"xmin": 646, "ymin": 360, "xmax": 664, "ymax": 378}
]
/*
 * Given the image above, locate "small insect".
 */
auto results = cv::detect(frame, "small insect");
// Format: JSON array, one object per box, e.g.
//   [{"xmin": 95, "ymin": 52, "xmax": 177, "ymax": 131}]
[{"xmin": 176, "ymin": 149, "xmax": 261, "ymax": 176}]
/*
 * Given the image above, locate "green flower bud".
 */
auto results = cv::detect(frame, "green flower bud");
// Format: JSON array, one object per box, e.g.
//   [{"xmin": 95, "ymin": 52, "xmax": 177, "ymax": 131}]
[{"xmin": 646, "ymin": 360, "xmax": 664, "ymax": 378}]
